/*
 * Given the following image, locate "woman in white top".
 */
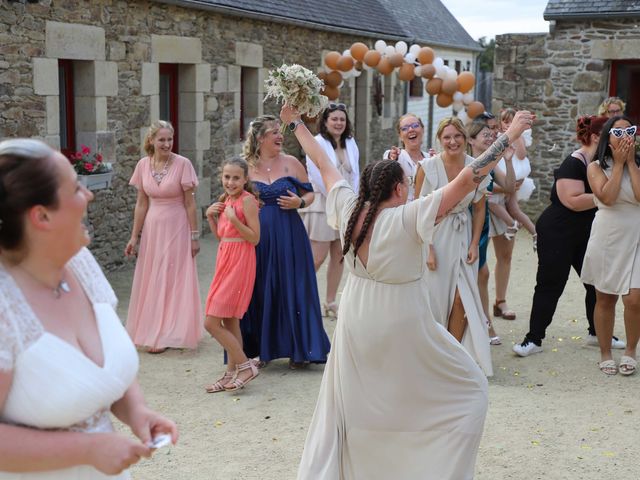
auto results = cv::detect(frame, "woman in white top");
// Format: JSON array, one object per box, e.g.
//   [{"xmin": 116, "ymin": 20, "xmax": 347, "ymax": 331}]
[
  {"xmin": 282, "ymin": 103, "xmax": 534, "ymax": 479},
  {"xmin": 302, "ymin": 103, "xmax": 360, "ymax": 317},
  {"xmin": 0, "ymin": 139, "xmax": 177, "ymax": 479},
  {"xmin": 384, "ymin": 113, "xmax": 432, "ymax": 202}
]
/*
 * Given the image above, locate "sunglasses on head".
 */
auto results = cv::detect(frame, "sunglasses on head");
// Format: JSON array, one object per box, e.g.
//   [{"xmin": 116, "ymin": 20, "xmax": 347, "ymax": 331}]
[
  {"xmin": 609, "ymin": 126, "xmax": 637, "ymax": 138},
  {"xmin": 607, "ymin": 108, "xmax": 623, "ymax": 115},
  {"xmin": 478, "ymin": 112, "xmax": 495, "ymax": 120},
  {"xmin": 328, "ymin": 103, "xmax": 347, "ymax": 112},
  {"xmin": 399, "ymin": 121, "xmax": 421, "ymax": 132}
]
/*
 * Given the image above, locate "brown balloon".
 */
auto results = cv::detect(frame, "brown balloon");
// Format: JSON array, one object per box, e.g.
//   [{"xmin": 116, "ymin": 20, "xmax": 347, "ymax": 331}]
[
  {"xmin": 325, "ymin": 70, "xmax": 343, "ymax": 88},
  {"xmin": 322, "ymin": 85, "xmax": 340, "ymax": 101},
  {"xmin": 388, "ymin": 52, "xmax": 404, "ymax": 68},
  {"xmin": 441, "ymin": 78, "xmax": 458, "ymax": 95},
  {"xmin": 467, "ymin": 101, "xmax": 485, "ymax": 119},
  {"xmin": 336, "ymin": 55, "xmax": 355, "ymax": 72},
  {"xmin": 418, "ymin": 47, "xmax": 435, "ymax": 65},
  {"xmin": 398, "ymin": 62, "xmax": 416, "ymax": 82},
  {"xmin": 425, "ymin": 77, "xmax": 442, "ymax": 96},
  {"xmin": 350, "ymin": 42, "xmax": 369, "ymax": 62},
  {"xmin": 420, "ymin": 64, "xmax": 436, "ymax": 79},
  {"xmin": 317, "ymin": 71, "xmax": 328, "ymax": 82},
  {"xmin": 324, "ymin": 51, "xmax": 341, "ymax": 70},
  {"xmin": 363, "ymin": 50, "xmax": 382, "ymax": 67},
  {"xmin": 377, "ymin": 57, "xmax": 394, "ymax": 75},
  {"xmin": 456, "ymin": 71, "xmax": 475, "ymax": 93},
  {"xmin": 436, "ymin": 93, "xmax": 453, "ymax": 108}
]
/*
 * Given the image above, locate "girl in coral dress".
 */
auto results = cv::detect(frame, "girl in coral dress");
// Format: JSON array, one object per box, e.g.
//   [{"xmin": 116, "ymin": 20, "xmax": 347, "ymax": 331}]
[{"xmin": 203, "ymin": 157, "xmax": 261, "ymax": 392}]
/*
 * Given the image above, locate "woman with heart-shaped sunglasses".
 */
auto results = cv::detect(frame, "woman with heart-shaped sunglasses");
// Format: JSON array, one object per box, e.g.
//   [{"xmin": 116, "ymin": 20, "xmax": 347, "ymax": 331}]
[{"xmin": 581, "ymin": 115, "xmax": 640, "ymax": 376}]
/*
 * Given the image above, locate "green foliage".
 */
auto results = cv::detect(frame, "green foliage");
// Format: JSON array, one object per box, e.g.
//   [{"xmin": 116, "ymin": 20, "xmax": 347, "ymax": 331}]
[{"xmin": 477, "ymin": 36, "xmax": 495, "ymax": 72}]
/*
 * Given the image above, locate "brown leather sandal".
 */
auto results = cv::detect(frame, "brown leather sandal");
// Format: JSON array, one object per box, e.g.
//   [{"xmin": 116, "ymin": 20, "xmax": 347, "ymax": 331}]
[{"xmin": 493, "ymin": 299, "xmax": 516, "ymax": 320}]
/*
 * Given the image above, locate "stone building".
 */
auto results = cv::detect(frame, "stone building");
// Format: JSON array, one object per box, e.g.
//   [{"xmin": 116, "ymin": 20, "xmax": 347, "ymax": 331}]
[
  {"xmin": 0, "ymin": 0, "xmax": 478, "ymax": 269},
  {"xmin": 492, "ymin": 0, "xmax": 640, "ymax": 216}
]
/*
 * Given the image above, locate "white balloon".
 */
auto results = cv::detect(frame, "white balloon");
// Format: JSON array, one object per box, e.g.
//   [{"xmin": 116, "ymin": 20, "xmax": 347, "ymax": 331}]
[
  {"xmin": 404, "ymin": 53, "xmax": 416, "ymax": 64},
  {"xmin": 342, "ymin": 69, "xmax": 353, "ymax": 79},
  {"xmin": 458, "ymin": 110, "xmax": 469, "ymax": 123},
  {"xmin": 338, "ymin": 80, "xmax": 345, "ymax": 89},
  {"xmin": 435, "ymin": 66, "xmax": 446, "ymax": 78},
  {"xmin": 362, "ymin": 63, "xmax": 371, "ymax": 71},
  {"xmin": 445, "ymin": 68, "xmax": 458, "ymax": 81},
  {"xmin": 409, "ymin": 44, "xmax": 421, "ymax": 56},
  {"xmin": 375, "ymin": 40, "xmax": 387, "ymax": 53},
  {"xmin": 353, "ymin": 69, "xmax": 362, "ymax": 77},
  {"xmin": 463, "ymin": 92, "xmax": 474, "ymax": 105},
  {"xmin": 343, "ymin": 49, "xmax": 352, "ymax": 57},
  {"xmin": 414, "ymin": 66, "xmax": 422, "ymax": 76},
  {"xmin": 453, "ymin": 91, "xmax": 464, "ymax": 102},
  {"xmin": 433, "ymin": 57, "xmax": 444, "ymax": 68},
  {"xmin": 395, "ymin": 41, "xmax": 408, "ymax": 55},
  {"xmin": 453, "ymin": 100, "xmax": 464, "ymax": 111},
  {"xmin": 384, "ymin": 45, "xmax": 396, "ymax": 56}
]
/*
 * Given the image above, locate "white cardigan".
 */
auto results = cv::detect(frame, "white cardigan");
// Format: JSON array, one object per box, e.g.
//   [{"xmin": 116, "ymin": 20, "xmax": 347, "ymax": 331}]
[{"xmin": 306, "ymin": 134, "xmax": 360, "ymax": 196}]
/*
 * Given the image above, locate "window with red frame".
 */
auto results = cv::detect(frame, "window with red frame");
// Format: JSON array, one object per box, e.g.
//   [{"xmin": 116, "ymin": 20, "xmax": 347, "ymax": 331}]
[
  {"xmin": 58, "ymin": 59, "xmax": 75, "ymax": 158},
  {"xmin": 159, "ymin": 63, "xmax": 179, "ymax": 152},
  {"xmin": 610, "ymin": 60, "xmax": 640, "ymax": 126}
]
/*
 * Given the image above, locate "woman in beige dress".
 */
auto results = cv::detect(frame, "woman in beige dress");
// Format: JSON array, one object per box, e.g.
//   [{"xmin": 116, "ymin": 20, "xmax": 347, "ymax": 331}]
[
  {"xmin": 414, "ymin": 117, "xmax": 492, "ymax": 375},
  {"xmin": 301, "ymin": 103, "xmax": 359, "ymax": 317},
  {"xmin": 582, "ymin": 115, "xmax": 640, "ymax": 376},
  {"xmin": 280, "ymin": 104, "xmax": 533, "ymax": 479}
]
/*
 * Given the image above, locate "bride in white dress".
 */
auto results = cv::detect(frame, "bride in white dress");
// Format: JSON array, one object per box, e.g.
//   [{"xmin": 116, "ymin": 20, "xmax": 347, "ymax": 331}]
[
  {"xmin": 0, "ymin": 139, "xmax": 177, "ymax": 479},
  {"xmin": 280, "ymin": 105, "xmax": 533, "ymax": 479}
]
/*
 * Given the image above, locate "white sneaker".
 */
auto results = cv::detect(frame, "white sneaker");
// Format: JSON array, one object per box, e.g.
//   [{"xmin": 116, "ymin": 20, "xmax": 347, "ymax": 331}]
[
  {"xmin": 513, "ymin": 340, "xmax": 543, "ymax": 357},
  {"xmin": 586, "ymin": 334, "xmax": 626, "ymax": 349}
]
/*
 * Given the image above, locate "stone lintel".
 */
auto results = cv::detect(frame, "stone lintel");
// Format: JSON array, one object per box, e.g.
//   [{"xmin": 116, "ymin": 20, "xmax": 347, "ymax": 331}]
[
  {"xmin": 46, "ymin": 21, "xmax": 105, "ymax": 61},
  {"xmin": 151, "ymin": 35, "xmax": 202, "ymax": 64}
]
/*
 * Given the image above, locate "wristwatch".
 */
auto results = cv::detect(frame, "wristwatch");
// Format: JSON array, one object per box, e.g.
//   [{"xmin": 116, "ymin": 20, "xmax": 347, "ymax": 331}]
[{"xmin": 288, "ymin": 119, "xmax": 304, "ymax": 132}]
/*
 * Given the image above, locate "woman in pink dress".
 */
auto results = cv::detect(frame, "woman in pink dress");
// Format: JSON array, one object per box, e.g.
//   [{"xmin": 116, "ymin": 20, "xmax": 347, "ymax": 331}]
[
  {"xmin": 203, "ymin": 157, "xmax": 261, "ymax": 392},
  {"xmin": 125, "ymin": 121, "xmax": 202, "ymax": 353}
]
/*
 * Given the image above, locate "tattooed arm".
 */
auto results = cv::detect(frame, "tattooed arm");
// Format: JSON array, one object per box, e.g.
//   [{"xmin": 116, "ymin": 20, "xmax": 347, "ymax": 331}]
[{"xmin": 436, "ymin": 111, "xmax": 533, "ymax": 222}]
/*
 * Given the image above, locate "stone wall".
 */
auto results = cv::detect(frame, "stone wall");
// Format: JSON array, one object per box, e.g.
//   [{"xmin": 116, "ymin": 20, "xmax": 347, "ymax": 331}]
[
  {"xmin": 0, "ymin": 0, "xmax": 405, "ymax": 270},
  {"xmin": 493, "ymin": 19, "xmax": 640, "ymax": 218}
]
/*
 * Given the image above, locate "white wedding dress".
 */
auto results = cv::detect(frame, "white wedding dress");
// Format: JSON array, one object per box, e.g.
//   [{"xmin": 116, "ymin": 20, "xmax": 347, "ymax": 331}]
[
  {"xmin": 0, "ymin": 248, "xmax": 139, "ymax": 479},
  {"xmin": 298, "ymin": 181, "xmax": 488, "ymax": 480}
]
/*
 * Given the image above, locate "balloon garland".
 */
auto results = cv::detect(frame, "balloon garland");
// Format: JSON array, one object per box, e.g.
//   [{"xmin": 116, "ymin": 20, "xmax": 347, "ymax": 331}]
[{"xmin": 321, "ymin": 40, "xmax": 485, "ymax": 121}]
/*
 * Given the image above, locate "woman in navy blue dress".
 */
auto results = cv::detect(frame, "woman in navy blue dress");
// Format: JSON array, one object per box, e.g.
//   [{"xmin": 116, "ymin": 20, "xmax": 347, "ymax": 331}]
[{"xmin": 241, "ymin": 115, "xmax": 330, "ymax": 365}]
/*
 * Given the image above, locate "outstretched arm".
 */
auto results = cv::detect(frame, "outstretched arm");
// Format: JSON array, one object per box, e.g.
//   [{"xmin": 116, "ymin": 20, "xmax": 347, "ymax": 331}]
[
  {"xmin": 280, "ymin": 105, "xmax": 343, "ymax": 193},
  {"xmin": 436, "ymin": 111, "xmax": 534, "ymax": 222}
]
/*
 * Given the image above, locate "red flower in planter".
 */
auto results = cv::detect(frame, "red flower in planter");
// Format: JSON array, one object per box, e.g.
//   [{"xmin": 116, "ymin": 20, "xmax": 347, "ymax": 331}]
[{"xmin": 68, "ymin": 145, "xmax": 112, "ymax": 175}]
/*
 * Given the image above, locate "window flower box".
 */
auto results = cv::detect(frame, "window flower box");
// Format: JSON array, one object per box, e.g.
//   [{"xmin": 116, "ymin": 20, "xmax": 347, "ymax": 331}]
[{"xmin": 68, "ymin": 144, "xmax": 114, "ymax": 191}]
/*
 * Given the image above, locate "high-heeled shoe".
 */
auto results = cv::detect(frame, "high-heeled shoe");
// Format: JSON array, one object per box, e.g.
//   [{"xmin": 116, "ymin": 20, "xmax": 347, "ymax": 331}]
[
  {"xmin": 224, "ymin": 360, "xmax": 260, "ymax": 391},
  {"xmin": 504, "ymin": 221, "xmax": 520, "ymax": 240},
  {"xmin": 323, "ymin": 301, "xmax": 339, "ymax": 319}
]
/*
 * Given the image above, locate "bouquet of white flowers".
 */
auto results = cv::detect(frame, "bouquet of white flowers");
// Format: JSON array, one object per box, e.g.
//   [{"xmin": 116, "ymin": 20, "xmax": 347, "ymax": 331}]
[{"xmin": 264, "ymin": 64, "xmax": 328, "ymax": 119}]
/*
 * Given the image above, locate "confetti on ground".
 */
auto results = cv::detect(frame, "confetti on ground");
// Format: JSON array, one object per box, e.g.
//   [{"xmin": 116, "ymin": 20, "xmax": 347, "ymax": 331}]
[
  {"xmin": 571, "ymin": 336, "xmax": 582, "ymax": 340},
  {"xmin": 558, "ymin": 338, "xmax": 564, "ymax": 342},
  {"xmin": 552, "ymin": 348, "xmax": 558, "ymax": 352},
  {"xmin": 581, "ymin": 445, "xmax": 592, "ymax": 450},
  {"xmin": 233, "ymin": 398, "xmax": 240, "ymax": 402},
  {"xmin": 215, "ymin": 421, "xmax": 224, "ymax": 428},
  {"xmin": 531, "ymin": 440, "xmax": 540, "ymax": 446},
  {"xmin": 602, "ymin": 451, "xmax": 616, "ymax": 457}
]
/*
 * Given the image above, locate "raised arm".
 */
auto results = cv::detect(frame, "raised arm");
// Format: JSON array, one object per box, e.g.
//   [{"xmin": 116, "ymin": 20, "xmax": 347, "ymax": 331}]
[
  {"xmin": 436, "ymin": 111, "xmax": 533, "ymax": 222},
  {"xmin": 280, "ymin": 105, "xmax": 343, "ymax": 193}
]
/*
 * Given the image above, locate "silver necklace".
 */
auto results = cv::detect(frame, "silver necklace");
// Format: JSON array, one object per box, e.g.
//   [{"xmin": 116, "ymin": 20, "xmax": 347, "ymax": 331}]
[
  {"xmin": 19, "ymin": 267, "xmax": 71, "ymax": 299},
  {"xmin": 151, "ymin": 157, "xmax": 170, "ymax": 184}
]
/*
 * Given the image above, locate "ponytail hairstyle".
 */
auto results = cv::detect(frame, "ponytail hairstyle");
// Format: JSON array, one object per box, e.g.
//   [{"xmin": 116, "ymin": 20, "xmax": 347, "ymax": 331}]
[
  {"xmin": 576, "ymin": 115, "xmax": 607, "ymax": 146},
  {"xmin": 0, "ymin": 139, "xmax": 59, "ymax": 252},
  {"xmin": 242, "ymin": 115, "xmax": 278, "ymax": 167},
  {"xmin": 143, "ymin": 120, "xmax": 174, "ymax": 157},
  {"xmin": 342, "ymin": 160, "xmax": 404, "ymax": 260},
  {"xmin": 218, "ymin": 156, "xmax": 260, "ymax": 204},
  {"xmin": 596, "ymin": 115, "xmax": 640, "ymax": 170}
]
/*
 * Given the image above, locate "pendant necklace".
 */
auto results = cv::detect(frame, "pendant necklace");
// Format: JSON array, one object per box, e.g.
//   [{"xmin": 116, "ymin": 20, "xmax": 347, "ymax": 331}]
[{"xmin": 19, "ymin": 266, "xmax": 71, "ymax": 299}]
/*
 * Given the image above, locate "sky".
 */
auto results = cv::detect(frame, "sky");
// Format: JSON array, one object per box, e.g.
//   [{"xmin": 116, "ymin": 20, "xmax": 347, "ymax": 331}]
[{"xmin": 442, "ymin": 0, "xmax": 550, "ymax": 41}]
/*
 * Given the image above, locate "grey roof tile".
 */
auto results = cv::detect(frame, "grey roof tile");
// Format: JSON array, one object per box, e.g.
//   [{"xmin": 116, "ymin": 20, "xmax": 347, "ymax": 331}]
[
  {"xmin": 155, "ymin": 0, "xmax": 480, "ymax": 50},
  {"xmin": 544, "ymin": 0, "xmax": 640, "ymax": 20}
]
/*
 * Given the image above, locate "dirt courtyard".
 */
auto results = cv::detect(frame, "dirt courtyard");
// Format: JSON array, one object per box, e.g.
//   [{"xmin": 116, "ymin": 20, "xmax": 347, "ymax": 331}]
[{"xmin": 107, "ymin": 230, "xmax": 637, "ymax": 480}]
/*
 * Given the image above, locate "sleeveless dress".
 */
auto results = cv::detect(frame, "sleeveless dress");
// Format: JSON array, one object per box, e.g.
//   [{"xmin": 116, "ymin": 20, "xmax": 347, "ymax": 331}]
[
  {"xmin": 0, "ymin": 248, "xmax": 139, "ymax": 479},
  {"xmin": 581, "ymin": 162, "xmax": 640, "ymax": 294},
  {"xmin": 419, "ymin": 154, "xmax": 493, "ymax": 376},
  {"xmin": 205, "ymin": 191, "xmax": 258, "ymax": 318},
  {"xmin": 127, "ymin": 155, "xmax": 202, "ymax": 350},
  {"xmin": 241, "ymin": 176, "xmax": 331, "ymax": 363},
  {"xmin": 298, "ymin": 180, "xmax": 488, "ymax": 480}
]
